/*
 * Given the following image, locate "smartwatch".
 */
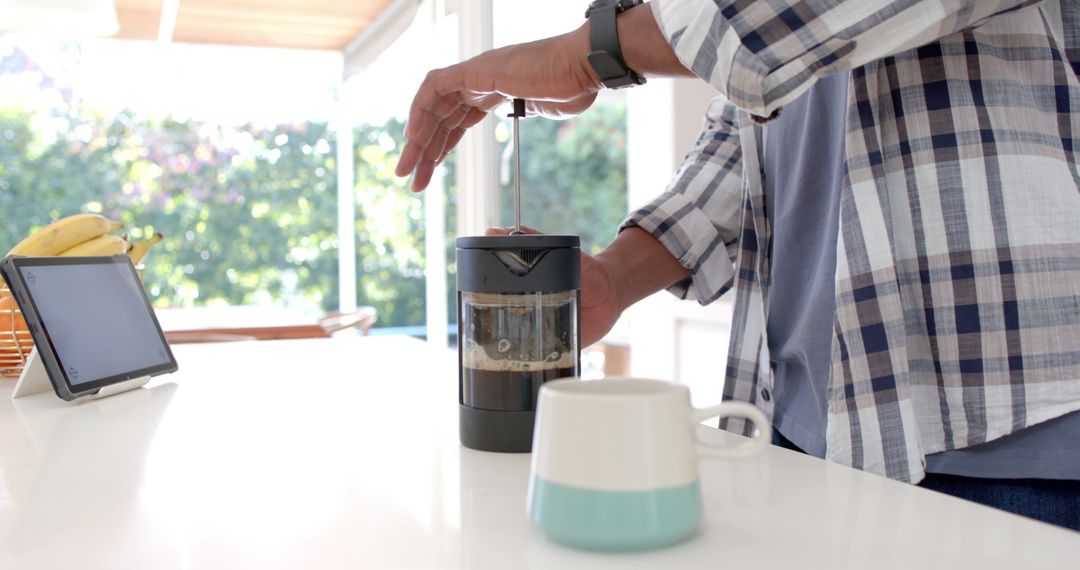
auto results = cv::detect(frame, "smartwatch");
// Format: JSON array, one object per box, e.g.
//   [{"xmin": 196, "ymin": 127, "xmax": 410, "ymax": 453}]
[{"xmin": 584, "ymin": 0, "xmax": 646, "ymax": 89}]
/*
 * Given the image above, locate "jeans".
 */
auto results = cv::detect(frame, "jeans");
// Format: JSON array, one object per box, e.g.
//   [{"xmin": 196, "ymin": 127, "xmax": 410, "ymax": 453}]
[{"xmin": 771, "ymin": 430, "xmax": 1080, "ymax": 532}]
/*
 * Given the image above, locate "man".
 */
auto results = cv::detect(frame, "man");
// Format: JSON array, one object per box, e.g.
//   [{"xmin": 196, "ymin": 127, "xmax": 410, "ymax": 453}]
[{"xmin": 395, "ymin": 0, "xmax": 1080, "ymax": 529}]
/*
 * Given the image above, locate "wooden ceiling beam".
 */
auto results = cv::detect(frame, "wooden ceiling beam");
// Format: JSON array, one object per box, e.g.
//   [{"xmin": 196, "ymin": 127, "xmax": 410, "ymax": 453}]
[
  {"xmin": 114, "ymin": 0, "xmax": 164, "ymax": 40},
  {"xmin": 111, "ymin": 0, "xmax": 396, "ymax": 51}
]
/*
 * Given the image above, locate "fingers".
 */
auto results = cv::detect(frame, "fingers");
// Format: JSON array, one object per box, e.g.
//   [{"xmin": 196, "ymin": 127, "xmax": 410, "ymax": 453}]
[
  {"xmin": 409, "ymin": 159, "xmax": 438, "ymax": 192},
  {"xmin": 405, "ymin": 96, "xmax": 469, "ymax": 148},
  {"xmin": 395, "ymin": 69, "xmax": 467, "ymax": 182},
  {"xmin": 396, "ymin": 69, "xmax": 506, "ymax": 191},
  {"xmin": 402, "ymin": 68, "xmax": 463, "ymax": 140},
  {"xmin": 438, "ymin": 127, "xmax": 467, "ymax": 165},
  {"xmin": 407, "ymin": 122, "xmax": 469, "ymax": 192},
  {"xmin": 396, "ymin": 141, "xmax": 423, "ymax": 180},
  {"xmin": 398, "ymin": 106, "xmax": 464, "ymax": 191},
  {"xmin": 396, "ymin": 102, "xmax": 461, "ymax": 180},
  {"xmin": 418, "ymin": 108, "xmax": 470, "ymax": 166},
  {"xmin": 483, "ymin": 226, "xmax": 542, "ymax": 236},
  {"xmin": 402, "ymin": 106, "xmax": 500, "ymax": 192}
]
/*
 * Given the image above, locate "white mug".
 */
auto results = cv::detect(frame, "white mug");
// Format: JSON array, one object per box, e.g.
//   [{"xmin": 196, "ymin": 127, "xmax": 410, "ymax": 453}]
[{"xmin": 527, "ymin": 377, "xmax": 771, "ymax": 551}]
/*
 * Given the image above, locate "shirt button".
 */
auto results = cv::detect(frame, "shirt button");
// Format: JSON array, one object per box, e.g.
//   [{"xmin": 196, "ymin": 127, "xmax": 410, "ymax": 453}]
[{"xmin": 760, "ymin": 388, "xmax": 771, "ymax": 402}]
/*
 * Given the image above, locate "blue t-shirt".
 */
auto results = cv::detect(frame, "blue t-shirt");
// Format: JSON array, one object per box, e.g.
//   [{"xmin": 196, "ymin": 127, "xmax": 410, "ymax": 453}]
[{"xmin": 762, "ymin": 72, "xmax": 1080, "ymax": 479}]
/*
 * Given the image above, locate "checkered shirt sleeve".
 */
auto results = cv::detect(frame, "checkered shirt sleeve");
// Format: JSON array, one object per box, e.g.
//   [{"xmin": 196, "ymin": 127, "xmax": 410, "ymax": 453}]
[
  {"xmin": 620, "ymin": 96, "xmax": 745, "ymax": 304},
  {"xmin": 650, "ymin": 0, "xmax": 1043, "ymax": 118}
]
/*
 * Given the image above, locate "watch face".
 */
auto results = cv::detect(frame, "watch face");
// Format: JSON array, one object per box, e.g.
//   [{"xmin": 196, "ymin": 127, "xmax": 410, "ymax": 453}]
[
  {"xmin": 585, "ymin": 0, "xmax": 614, "ymax": 18},
  {"xmin": 586, "ymin": 0, "xmax": 642, "ymax": 18}
]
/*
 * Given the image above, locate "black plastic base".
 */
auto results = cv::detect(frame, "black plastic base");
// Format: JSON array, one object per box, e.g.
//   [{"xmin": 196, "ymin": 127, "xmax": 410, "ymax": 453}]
[{"xmin": 459, "ymin": 404, "xmax": 536, "ymax": 453}]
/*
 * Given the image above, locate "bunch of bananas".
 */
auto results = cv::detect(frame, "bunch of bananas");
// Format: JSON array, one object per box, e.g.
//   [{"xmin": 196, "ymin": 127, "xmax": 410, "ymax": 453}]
[
  {"xmin": 6, "ymin": 213, "xmax": 164, "ymax": 264},
  {"xmin": 1, "ymin": 213, "xmax": 165, "ymax": 370}
]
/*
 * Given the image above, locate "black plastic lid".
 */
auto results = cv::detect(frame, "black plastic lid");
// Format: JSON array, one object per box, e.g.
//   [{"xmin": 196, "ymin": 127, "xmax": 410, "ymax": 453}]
[
  {"xmin": 456, "ymin": 234, "xmax": 580, "ymax": 293},
  {"xmin": 456, "ymin": 234, "xmax": 579, "ymax": 250}
]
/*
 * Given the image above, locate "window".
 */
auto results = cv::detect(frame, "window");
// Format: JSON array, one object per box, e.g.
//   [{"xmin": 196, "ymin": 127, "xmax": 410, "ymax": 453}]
[
  {"xmin": 0, "ymin": 2, "xmax": 631, "ymax": 349},
  {"xmin": 0, "ymin": 35, "xmax": 428, "ymax": 332}
]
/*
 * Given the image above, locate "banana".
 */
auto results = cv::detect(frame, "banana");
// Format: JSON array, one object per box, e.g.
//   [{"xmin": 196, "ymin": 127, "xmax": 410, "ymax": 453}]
[
  {"xmin": 58, "ymin": 235, "xmax": 130, "ymax": 257},
  {"xmin": 7, "ymin": 214, "xmax": 123, "ymax": 256},
  {"xmin": 127, "ymin": 232, "xmax": 164, "ymax": 265}
]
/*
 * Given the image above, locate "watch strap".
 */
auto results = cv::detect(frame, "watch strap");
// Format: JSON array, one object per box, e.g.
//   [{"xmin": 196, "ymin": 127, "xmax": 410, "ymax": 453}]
[{"xmin": 586, "ymin": 0, "xmax": 646, "ymax": 89}]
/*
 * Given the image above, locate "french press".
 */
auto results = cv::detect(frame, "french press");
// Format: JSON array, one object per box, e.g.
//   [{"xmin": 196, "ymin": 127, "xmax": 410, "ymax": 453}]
[{"xmin": 456, "ymin": 99, "xmax": 581, "ymax": 453}]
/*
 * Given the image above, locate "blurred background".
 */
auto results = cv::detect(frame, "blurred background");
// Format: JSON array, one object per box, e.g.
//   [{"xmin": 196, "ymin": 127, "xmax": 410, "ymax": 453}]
[{"xmin": 0, "ymin": 0, "xmax": 729, "ymax": 400}]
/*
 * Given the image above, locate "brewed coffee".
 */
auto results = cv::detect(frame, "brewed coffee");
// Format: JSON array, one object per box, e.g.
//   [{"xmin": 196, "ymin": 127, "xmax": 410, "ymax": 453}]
[
  {"xmin": 462, "ymin": 365, "xmax": 577, "ymax": 411},
  {"xmin": 460, "ymin": 290, "xmax": 578, "ymax": 411}
]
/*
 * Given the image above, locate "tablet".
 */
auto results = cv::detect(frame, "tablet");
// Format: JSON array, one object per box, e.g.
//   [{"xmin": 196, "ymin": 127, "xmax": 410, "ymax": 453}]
[{"xmin": 0, "ymin": 255, "xmax": 178, "ymax": 401}]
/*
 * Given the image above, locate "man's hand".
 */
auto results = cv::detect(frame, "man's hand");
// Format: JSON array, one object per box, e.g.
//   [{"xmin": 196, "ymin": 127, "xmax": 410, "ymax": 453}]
[
  {"xmin": 395, "ymin": 25, "xmax": 602, "ymax": 192},
  {"xmin": 394, "ymin": 3, "xmax": 689, "ymax": 193},
  {"xmin": 481, "ymin": 226, "xmax": 689, "ymax": 348},
  {"xmin": 580, "ymin": 249, "xmax": 622, "ymax": 348},
  {"xmin": 483, "ymin": 227, "xmax": 621, "ymax": 348}
]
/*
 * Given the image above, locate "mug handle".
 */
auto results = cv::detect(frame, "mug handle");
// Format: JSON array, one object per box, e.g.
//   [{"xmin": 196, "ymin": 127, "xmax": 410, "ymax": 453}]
[{"xmin": 692, "ymin": 402, "xmax": 772, "ymax": 459}]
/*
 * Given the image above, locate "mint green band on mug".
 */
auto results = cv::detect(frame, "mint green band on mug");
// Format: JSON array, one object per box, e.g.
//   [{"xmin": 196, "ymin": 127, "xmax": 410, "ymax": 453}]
[{"xmin": 528, "ymin": 477, "xmax": 702, "ymax": 551}]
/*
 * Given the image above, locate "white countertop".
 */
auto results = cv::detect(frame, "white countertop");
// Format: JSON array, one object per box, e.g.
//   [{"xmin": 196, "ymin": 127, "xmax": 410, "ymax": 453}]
[{"xmin": 0, "ymin": 336, "xmax": 1077, "ymax": 569}]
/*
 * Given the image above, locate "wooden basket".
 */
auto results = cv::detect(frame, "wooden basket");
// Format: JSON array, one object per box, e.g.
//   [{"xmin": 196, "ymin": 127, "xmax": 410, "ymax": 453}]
[{"xmin": 0, "ymin": 284, "xmax": 33, "ymax": 377}]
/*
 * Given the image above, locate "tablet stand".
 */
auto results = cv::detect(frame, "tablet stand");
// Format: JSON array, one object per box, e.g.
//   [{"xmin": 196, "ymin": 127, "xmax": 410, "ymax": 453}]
[
  {"xmin": 12, "ymin": 349, "xmax": 49, "ymax": 398},
  {"xmin": 11, "ymin": 348, "xmax": 150, "ymax": 401}
]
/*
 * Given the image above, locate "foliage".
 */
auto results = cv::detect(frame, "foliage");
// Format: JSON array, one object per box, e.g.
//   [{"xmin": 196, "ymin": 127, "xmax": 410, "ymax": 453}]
[
  {"xmin": 0, "ymin": 106, "xmax": 342, "ymax": 309},
  {"xmin": 353, "ymin": 119, "xmax": 426, "ymax": 327}
]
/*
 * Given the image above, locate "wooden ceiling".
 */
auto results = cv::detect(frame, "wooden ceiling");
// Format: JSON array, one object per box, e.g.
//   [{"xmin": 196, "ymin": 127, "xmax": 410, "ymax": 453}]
[{"xmin": 112, "ymin": 0, "xmax": 398, "ymax": 51}]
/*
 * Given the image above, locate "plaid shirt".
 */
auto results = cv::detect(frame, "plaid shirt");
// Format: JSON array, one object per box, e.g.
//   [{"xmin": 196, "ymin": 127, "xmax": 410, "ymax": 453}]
[{"xmin": 625, "ymin": 0, "xmax": 1080, "ymax": 482}]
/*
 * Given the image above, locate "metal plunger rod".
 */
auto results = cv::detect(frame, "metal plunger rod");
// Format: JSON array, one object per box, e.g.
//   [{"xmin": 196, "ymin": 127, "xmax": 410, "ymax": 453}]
[{"xmin": 509, "ymin": 98, "xmax": 526, "ymax": 235}]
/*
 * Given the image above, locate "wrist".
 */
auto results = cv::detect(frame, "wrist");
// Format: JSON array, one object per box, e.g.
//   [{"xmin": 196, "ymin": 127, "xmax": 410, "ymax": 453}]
[
  {"xmin": 568, "ymin": 22, "xmax": 604, "ymax": 90},
  {"xmin": 593, "ymin": 248, "xmax": 630, "ymax": 313}
]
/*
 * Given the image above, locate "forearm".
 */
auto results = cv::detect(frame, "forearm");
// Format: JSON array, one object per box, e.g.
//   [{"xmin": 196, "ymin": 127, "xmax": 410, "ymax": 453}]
[
  {"xmin": 596, "ymin": 227, "xmax": 690, "ymax": 312},
  {"xmin": 615, "ymin": 3, "xmax": 693, "ymax": 79},
  {"xmin": 616, "ymin": 96, "xmax": 742, "ymax": 306}
]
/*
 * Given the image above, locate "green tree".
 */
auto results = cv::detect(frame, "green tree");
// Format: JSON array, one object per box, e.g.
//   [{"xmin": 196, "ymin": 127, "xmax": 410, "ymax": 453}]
[{"xmin": 353, "ymin": 118, "xmax": 426, "ymax": 327}]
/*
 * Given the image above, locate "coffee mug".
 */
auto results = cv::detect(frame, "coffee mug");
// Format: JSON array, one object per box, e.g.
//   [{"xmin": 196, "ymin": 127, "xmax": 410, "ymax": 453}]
[{"xmin": 527, "ymin": 377, "xmax": 771, "ymax": 551}]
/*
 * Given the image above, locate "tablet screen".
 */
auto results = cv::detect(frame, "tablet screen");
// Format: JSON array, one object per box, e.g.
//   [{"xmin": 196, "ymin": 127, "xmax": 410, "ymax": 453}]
[{"xmin": 15, "ymin": 257, "xmax": 174, "ymax": 388}]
